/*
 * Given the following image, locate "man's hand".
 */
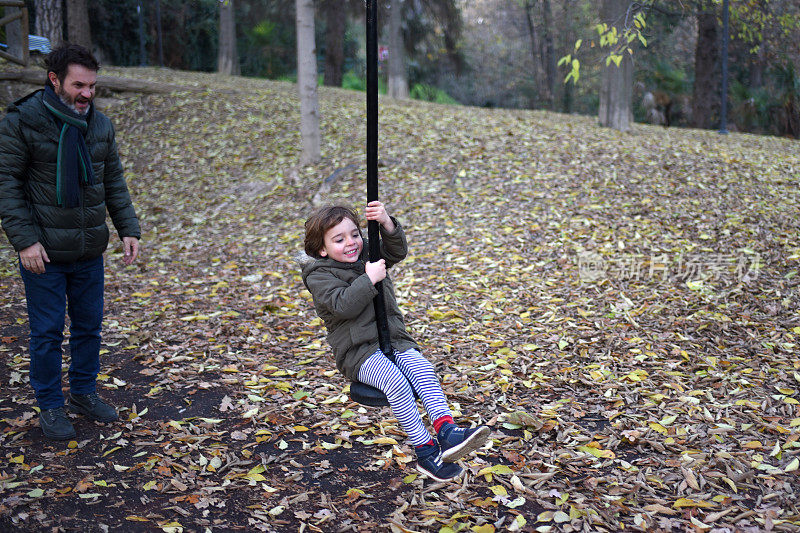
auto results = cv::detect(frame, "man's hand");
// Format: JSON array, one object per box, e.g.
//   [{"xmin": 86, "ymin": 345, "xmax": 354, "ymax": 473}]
[
  {"xmin": 365, "ymin": 259, "xmax": 386, "ymax": 284},
  {"xmin": 122, "ymin": 237, "xmax": 139, "ymax": 265},
  {"xmin": 365, "ymin": 201, "xmax": 396, "ymax": 232},
  {"xmin": 19, "ymin": 242, "xmax": 50, "ymax": 274}
]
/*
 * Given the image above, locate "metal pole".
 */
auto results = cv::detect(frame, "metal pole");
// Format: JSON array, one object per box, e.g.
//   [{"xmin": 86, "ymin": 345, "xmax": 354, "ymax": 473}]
[
  {"xmin": 719, "ymin": 0, "xmax": 729, "ymax": 134},
  {"xmin": 137, "ymin": 1, "xmax": 147, "ymax": 67},
  {"xmin": 155, "ymin": 0, "xmax": 164, "ymax": 67},
  {"xmin": 366, "ymin": 0, "xmax": 393, "ymax": 358}
]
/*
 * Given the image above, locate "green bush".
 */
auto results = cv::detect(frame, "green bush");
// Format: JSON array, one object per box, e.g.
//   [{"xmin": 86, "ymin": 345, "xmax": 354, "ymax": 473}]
[
  {"xmin": 730, "ymin": 81, "xmax": 773, "ymax": 134},
  {"xmin": 409, "ymin": 83, "xmax": 458, "ymax": 105},
  {"xmin": 650, "ymin": 60, "xmax": 689, "ymax": 95},
  {"xmin": 340, "ymin": 71, "xmax": 386, "ymax": 94}
]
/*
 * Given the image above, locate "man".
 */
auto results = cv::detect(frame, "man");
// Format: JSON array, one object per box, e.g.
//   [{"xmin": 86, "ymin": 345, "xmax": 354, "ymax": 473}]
[{"xmin": 0, "ymin": 44, "xmax": 141, "ymax": 440}]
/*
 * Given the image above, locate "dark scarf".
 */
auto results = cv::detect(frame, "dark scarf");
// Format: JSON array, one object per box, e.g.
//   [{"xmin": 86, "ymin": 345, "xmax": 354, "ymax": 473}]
[{"xmin": 42, "ymin": 85, "xmax": 95, "ymax": 208}]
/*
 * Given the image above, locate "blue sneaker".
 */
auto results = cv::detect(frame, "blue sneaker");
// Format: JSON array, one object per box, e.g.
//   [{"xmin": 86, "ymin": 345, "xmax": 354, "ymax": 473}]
[
  {"xmin": 438, "ymin": 424, "xmax": 490, "ymax": 462},
  {"xmin": 415, "ymin": 441, "xmax": 463, "ymax": 482}
]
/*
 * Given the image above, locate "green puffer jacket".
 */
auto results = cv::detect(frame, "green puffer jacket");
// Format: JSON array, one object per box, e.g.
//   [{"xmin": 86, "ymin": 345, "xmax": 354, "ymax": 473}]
[
  {"xmin": 302, "ymin": 219, "xmax": 418, "ymax": 381},
  {"xmin": 0, "ymin": 90, "xmax": 140, "ymax": 263}
]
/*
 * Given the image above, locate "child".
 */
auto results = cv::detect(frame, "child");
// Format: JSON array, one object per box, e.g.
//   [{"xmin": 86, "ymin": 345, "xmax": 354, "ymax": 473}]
[{"xmin": 302, "ymin": 201, "xmax": 490, "ymax": 482}]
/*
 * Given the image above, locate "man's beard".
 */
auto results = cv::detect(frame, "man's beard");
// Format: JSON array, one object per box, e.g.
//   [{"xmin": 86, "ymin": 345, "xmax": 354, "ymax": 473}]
[{"xmin": 56, "ymin": 87, "xmax": 91, "ymax": 116}]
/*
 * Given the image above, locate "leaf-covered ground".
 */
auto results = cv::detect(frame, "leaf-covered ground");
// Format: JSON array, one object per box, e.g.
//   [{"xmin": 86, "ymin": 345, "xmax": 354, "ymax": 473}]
[{"xmin": 1, "ymin": 67, "xmax": 799, "ymax": 532}]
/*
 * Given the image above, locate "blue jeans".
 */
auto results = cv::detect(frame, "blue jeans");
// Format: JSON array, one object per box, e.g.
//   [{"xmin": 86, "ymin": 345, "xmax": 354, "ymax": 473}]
[{"xmin": 20, "ymin": 256, "xmax": 104, "ymax": 409}]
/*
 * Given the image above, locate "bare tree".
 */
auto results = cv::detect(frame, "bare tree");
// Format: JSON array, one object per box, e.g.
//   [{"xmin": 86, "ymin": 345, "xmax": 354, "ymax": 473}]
[
  {"xmin": 217, "ymin": 0, "xmax": 240, "ymax": 75},
  {"xmin": 323, "ymin": 0, "xmax": 346, "ymax": 86},
  {"xmin": 541, "ymin": 0, "xmax": 557, "ymax": 109},
  {"xmin": 296, "ymin": 0, "xmax": 321, "ymax": 165},
  {"xmin": 35, "ymin": 0, "xmax": 63, "ymax": 48},
  {"xmin": 387, "ymin": 0, "xmax": 408, "ymax": 98},
  {"xmin": 692, "ymin": 0, "xmax": 720, "ymax": 128},
  {"xmin": 522, "ymin": 0, "xmax": 544, "ymax": 104},
  {"xmin": 598, "ymin": 0, "xmax": 633, "ymax": 131},
  {"xmin": 66, "ymin": 0, "xmax": 92, "ymax": 49}
]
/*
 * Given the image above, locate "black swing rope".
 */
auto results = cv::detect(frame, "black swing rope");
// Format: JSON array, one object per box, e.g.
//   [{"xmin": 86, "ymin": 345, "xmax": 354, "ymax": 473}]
[
  {"xmin": 349, "ymin": 0, "xmax": 418, "ymax": 407},
  {"xmin": 366, "ymin": 0, "xmax": 393, "ymax": 361}
]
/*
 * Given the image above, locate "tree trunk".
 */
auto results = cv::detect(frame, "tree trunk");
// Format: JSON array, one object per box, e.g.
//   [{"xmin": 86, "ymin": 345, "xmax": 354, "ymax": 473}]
[
  {"xmin": 6, "ymin": 6, "xmax": 23, "ymax": 58},
  {"xmin": 522, "ymin": 0, "xmax": 543, "ymax": 106},
  {"xmin": 749, "ymin": 41, "xmax": 766, "ymax": 88},
  {"xmin": 322, "ymin": 0, "xmax": 345, "ymax": 87},
  {"xmin": 598, "ymin": 0, "xmax": 633, "ymax": 131},
  {"xmin": 217, "ymin": 0, "xmax": 240, "ymax": 75},
  {"xmin": 541, "ymin": 0, "xmax": 558, "ymax": 110},
  {"xmin": 560, "ymin": 0, "xmax": 576, "ymax": 113},
  {"xmin": 747, "ymin": 0, "xmax": 767, "ymax": 89},
  {"xmin": 296, "ymin": 0, "xmax": 321, "ymax": 165},
  {"xmin": 692, "ymin": 1, "xmax": 720, "ymax": 129},
  {"xmin": 35, "ymin": 0, "xmax": 63, "ymax": 48},
  {"xmin": 387, "ymin": 0, "xmax": 408, "ymax": 99},
  {"xmin": 66, "ymin": 0, "xmax": 92, "ymax": 49}
]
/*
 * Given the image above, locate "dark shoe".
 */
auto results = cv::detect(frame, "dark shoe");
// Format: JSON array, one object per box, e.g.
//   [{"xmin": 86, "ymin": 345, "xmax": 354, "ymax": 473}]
[
  {"xmin": 415, "ymin": 441, "xmax": 463, "ymax": 482},
  {"xmin": 40, "ymin": 407, "xmax": 76, "ymax": 440},
  {"xmin": 68, "ymin": 392, "xmax": 118, "ymax": 422},
  {"xmin": 439, "ymin": 424, "xmax": 491, "ymax": 462}
]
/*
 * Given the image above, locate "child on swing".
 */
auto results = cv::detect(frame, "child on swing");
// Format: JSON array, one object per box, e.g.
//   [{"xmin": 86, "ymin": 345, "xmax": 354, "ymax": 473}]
[{"xmin": 302, "ymin": 202, "xmax": 490, "ymax": 482}]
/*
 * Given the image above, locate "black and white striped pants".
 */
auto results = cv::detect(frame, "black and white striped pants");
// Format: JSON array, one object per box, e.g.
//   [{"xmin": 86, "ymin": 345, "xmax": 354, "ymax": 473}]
[{"xmin": 357, "ymin": 348, "xmax": 452, "ymax": 446}]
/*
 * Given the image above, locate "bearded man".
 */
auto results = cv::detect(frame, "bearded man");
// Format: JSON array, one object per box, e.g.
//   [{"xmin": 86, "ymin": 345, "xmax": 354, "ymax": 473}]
[{"xmin": 0, "ymin": 44, "xmax": 141, "ymax": 440}]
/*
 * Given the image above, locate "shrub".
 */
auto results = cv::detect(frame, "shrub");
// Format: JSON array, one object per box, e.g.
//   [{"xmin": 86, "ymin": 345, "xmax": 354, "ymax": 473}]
[{"xmin": 409, "ymin": 83, "xmax": 458, "ymax": 105}]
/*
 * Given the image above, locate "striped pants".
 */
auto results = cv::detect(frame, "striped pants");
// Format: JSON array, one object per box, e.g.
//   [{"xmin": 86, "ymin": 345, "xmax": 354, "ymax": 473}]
[{"xmin": 357, "ymin": 348, "xmax": 452, "ymax": 446}]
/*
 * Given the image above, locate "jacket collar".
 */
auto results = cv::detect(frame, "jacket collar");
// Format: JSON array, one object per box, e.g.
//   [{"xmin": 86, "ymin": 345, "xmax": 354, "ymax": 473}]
[{"xmin": 13, "ymin": 90, "xmax": 97, "ymax": 145}]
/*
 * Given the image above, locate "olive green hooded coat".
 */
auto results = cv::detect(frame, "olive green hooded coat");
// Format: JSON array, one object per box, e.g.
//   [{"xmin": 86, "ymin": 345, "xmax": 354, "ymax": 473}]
[
  {"xmin": 0, "ymin": 90, "xmax": 140, "ymax": 263},
  {"xmin": 301, "ymin": 219, "xmax": 418, "ymax": 381}
]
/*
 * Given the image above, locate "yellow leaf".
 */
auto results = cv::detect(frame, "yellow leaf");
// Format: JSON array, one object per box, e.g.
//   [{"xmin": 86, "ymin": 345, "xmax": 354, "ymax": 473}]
[
  {"xmin": 489, "ymin": 485, "xmax": 507, "ymax": 496},
  {"xmin": 742, "ymin": 441, "xmax": 762, "ymax": 449},
  {"xmin": 673, "ymin": 498, "xmax": 714, "ymax": 509},
  {"xmin": 785, "ymin": 458, "xmax": 799, "ymax": 472},
  {"xmin": 125, "ymin": 516, "xmax": 150, "ymax": 522},
  {"xmin": 293, "ymin": 425, "xmax": 308, "ymax": 432},
  {"xmin": 648, "ymin": 422, "xmax": 668, "ymax": 435},
  {"xmin": 143, "ymin": 480, "xmax": 158, "ymax": 491},
  {"xmin": 102, "ymin": 447, "xmax": 121, "ymax": 457},
  {"xmin": 501, "ymin": 411, "xmax": 543, "ymax": 428},
  {"xmin": 372, "ymin": 437, "xmax": 398, "ymax": 445},
  {"xmin": 477, "ymin": 465, "xmax": 514, "ymax": 476},
  {"xmin": 660, "ymin": 415, "xmax": 677, "ymax": 426},
  {"xmin": 472, "ymin": 525, "xmax": 495, "ymax": 533},
  {"xmin": 770, "ymin": 441, "xmax": 782, "ymax": 457},
  {"xmin": 160, "ymin": 521, "xmax": 184, "ymax": 533},
  {"xmin": 577, "ymin": 445, "xmax": 615, "ymax": 459},
  {"xmin": 9, "ymin": 455, "xmax": 24, "ymax": 464},
  {"xmin": 721, "ymin": 476, "xmax": 737, "ymax": 493}
]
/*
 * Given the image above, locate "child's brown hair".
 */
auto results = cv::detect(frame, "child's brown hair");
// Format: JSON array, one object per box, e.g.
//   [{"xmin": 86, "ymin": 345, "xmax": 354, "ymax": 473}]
[{"xmin": 304, "ymin": 206, "xmax": 361, "ymax": 258}]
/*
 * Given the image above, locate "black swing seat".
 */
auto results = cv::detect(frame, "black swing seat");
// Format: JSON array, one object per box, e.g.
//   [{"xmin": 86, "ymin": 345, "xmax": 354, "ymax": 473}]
[
  {"xmin": 349, "ymin": 380, "xmax": 420, "ymax": 407},
  {"xmin": 349, "ymin": 381, "xmax": 391, "ymax": 407}
]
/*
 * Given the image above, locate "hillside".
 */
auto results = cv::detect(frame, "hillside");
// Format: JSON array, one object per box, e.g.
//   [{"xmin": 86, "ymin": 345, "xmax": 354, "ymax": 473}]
[{"xmin": 1, "ymin": 67, "xmax": 799, "ymax": 531}]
